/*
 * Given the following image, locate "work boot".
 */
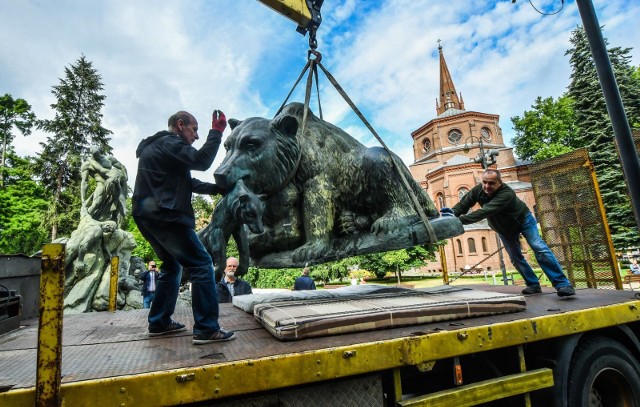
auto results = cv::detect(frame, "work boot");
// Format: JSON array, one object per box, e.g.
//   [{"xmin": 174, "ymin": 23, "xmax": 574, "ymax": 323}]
[
  {"xmin": 521, "ymin": 285, "xmax": 542, "ymax": 295},
  {"xmin": 556, "ymin": 286, "xmax": 576, "ymax": 297}
]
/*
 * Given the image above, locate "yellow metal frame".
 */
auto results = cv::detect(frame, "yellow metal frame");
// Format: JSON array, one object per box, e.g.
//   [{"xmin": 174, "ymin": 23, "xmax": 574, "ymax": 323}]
[
  {"xmin": 586, "ymin": 160, "xmax": 623, "ymax": 289},
  {"xmin": 439, "ymin": 244, "xmax": 449, "ymax": 284},
  {"xmin": 35, "ymin": 244, "xmax": 65, "ymax": 407},
  {"xmin": 257, "ymin": 0, "xmax": 312, "ymax": 28},
  {"xmin": 3, "ymin": 300, "xmax": 639, "ymax": 406},
  {"xmin": 399, "ymin": 368, "xmax": 553, "ymax": 406},
  {"xmin": 108, "ymin": 256, "xmax": 119, "ymax": 312}
]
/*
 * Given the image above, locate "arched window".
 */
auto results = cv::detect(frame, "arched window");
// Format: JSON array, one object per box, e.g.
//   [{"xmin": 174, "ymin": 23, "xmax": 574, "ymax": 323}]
[
  {"xmin": 458, "ymin": 187, "xmax": 469, "ymax": 202},
  {"xmin": 436, "ymin": 193, "xmax": 445, "ymax": 210},
  {"xmin": 456, "ymin": 239, "xmax": 463, "ymax": 255},
  {"xmin": 482, "ymin": 237, "xmax": 488, "ymax": 253},
  {"xmin": 467, "ymin": 238, "xmax": 477, "ymax": 253}
]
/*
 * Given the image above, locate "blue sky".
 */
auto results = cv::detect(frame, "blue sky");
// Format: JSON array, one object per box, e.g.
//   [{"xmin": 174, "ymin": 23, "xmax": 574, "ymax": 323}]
[{"xmin": 1, "ymin": 0, "xmax": 639, "ymax": 188}]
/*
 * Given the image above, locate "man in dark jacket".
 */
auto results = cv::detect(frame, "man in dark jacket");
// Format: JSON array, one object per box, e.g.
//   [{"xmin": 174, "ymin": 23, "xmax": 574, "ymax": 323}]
[
  {"xmin": 139, "ymin": 260, "xmax": 159, "ymax": 308},
  {"xmin": 293, "ymin": 267, "xmax": 316, "ymax": 290},
  {"xmin": 216, "ymin": 257, "xmax": 252, "ymax": 303},
  {"xmin": 133, "ymin": 110, "xmax": 236, "ymax": 345},
  {"xmin": 448, "ymin": 169, "xmax": 575, "ymax": 297}
]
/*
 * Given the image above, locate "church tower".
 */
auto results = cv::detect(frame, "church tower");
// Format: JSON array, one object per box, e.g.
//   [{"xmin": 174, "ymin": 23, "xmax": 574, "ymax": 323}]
[
  {"xmin": 436, "ymin": 43, "xmax": 465, "ymax": 115},
  {"xmin": 409, "ymin": 45, "xmax": 534, "ymax": 274}
]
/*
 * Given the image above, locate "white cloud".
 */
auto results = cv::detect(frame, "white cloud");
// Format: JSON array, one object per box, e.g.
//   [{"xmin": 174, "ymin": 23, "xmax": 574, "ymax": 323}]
[{"xmin": 2, "ymin": 0, "xmax": 639, "ymax": 183}]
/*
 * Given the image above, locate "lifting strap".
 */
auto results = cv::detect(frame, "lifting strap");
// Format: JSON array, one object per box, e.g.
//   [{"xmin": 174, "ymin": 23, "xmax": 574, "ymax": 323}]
[{"xmin": 277, "ymin": 49, "xmax": 437, "ymax": 243}]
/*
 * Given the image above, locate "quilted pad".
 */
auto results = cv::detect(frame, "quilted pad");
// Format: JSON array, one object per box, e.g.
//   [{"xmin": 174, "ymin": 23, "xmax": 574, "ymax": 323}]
[{"xmin": 253, "ymin": 287, "xmax": 526, "ymax": 340}]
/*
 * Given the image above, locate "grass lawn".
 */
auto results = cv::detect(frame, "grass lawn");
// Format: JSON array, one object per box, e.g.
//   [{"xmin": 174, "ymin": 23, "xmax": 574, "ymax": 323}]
[{"xmin": 321, "ymin": 269, "xmax": 560, "ymax": 290}]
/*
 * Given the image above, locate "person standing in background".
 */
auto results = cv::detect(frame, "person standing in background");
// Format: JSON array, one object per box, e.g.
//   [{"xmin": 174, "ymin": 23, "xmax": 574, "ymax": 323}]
[{"xmin": 140, "ymin": 260, "xmax": 159, "ymax": 308}]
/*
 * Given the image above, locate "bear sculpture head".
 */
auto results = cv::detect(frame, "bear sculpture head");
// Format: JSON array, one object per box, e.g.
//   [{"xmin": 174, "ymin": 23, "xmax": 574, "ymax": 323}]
[{"xmin": 214, "ymin": 115, "xmax": 300, "ymax": 196}]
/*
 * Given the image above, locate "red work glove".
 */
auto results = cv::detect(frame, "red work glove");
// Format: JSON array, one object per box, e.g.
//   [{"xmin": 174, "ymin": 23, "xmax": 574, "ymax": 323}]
[{"xmin": 211, "ymin": 110, "xmax": 227, "ymax": 133}]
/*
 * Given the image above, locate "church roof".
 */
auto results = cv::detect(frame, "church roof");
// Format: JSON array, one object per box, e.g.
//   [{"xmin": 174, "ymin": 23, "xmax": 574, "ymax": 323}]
[
  {"xmin": 505, "ymin": 180, "xmax": 532, "ymax": 191},
  {"xmin": 436, "ymin": 107, "xmax": 466, "ymax": 118},
  {"xmin": 422, "ymin": 154, "xmax": 472, "ymax": 171}
]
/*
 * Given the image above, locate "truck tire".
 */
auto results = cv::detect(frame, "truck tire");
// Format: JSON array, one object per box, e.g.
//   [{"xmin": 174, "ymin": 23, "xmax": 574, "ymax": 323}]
[{"xmin": 567, "ymin": 336, "xmax": 640, "ymax": 407}]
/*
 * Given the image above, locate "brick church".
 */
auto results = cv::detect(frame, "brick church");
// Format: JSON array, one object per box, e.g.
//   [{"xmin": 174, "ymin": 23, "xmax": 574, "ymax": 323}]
[{"xmin": 409, "ymin": 45, "xmax": 535, "ymax": 274}]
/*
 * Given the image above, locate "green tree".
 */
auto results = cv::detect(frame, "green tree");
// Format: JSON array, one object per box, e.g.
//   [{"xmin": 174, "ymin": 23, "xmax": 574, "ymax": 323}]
[
  {"xmin": 511, "ymin": 96, "xmax": 577, "ymax": 162},
  {"xmin": 359, "ymin": 245, "xmax": 436, "ymax": 280},
  {"xmin": 566, "ymin": 26, "xmax": 640, "ymax": 248},
  {"xmin": 36, "ymin": 55, "xmax": 113, "ymax": 240},
  {"xmin": 123, "ymin": 198, "xmax": 156, "ymax": 261},
  {"xmin": 0, "ymin": 94, "xmax": 36, "ymax": 187},
  {"xmin": 0, "ymin": 152, "xmax": 48, "ymax": 254}
]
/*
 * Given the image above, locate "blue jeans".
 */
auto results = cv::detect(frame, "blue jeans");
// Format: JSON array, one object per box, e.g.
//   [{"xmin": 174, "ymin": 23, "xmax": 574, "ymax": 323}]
[
  {"xmin": 143, "ymin": 292, "xmax": 155, "ymax": 309},
  {"xmin": 498, "ymin": 213, "xmax": 572, "ymax": 289},
  {"xmin": 134, "ymin": 217, "xmax": 221, "ymax": 336}
]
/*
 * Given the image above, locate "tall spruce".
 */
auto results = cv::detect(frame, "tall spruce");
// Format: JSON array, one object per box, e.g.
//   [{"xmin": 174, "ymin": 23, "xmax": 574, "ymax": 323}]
[
  {"xmin": 36, "ymin": 55, "xmax": 112, "ymax": 240},
  {"xmin": 566, "ymin": 26, "xmax": 640, "ymax": 249},
  {"xmin": 0, "ymin": 94, "xmax": 36, "ymax": 187}
]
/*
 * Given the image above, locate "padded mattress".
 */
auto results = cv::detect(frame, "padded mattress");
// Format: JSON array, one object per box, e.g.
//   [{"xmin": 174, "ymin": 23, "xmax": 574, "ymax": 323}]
[{"xmin": 253, "ymin": 287, "xmax": 526, "ymax": 340}]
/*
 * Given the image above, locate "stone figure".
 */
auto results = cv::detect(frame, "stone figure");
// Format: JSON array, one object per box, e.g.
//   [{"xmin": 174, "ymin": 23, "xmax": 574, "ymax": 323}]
[
  {"xmin": 57, "ymin": 148, "xmax": 138, "ymax": 313},
  {"xmin": 81, "ymin": 145, "xmax": 128, "ymax": 226},
  {"xmin": 201, "ymin": 102, "xmax": 463, "ymax": 268},
  {"xmin": 198, "ymin": 179, "xmax": 265, "ymax": 280}
]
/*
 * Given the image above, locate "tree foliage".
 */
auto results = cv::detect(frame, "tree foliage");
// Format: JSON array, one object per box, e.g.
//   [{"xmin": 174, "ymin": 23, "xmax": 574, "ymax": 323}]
[
  {"xmin": 0, "ymin": 152, "xmax": 48, "ymax": 254},
  {"xmin": 511, "ymin": 96, "xmax": 577, "ymax": 162},
  {"xmin": 358, "ymin": 245, "xmax": 436, "ymax": 280},
  {"xmin": 566, "ymin": 26, "xmax": 640, "ymax": 248},
  {"xmin": 0, "ymin": 94, "xmax": 36, "ymax": 187},
  {"xmin": 36, "ymin": 55, "xmax": 113, "ymax": 240}
]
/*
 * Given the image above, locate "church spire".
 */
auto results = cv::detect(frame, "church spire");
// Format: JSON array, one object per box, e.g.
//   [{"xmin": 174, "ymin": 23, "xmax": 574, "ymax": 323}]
[{"xmin": 436, "ymin": 42, "xmax": 465, "ymax": 115}]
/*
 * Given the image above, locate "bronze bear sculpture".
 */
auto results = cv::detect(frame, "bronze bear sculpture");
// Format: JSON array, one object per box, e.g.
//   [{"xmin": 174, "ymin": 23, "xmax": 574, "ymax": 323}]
[{"xmin": 201, "ymin": 102, "xmax": 462, "ymax": 268}]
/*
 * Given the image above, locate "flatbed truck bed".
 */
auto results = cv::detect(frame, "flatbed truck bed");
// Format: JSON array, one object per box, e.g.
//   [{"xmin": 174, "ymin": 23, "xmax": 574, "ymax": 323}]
[{"xmin": 2, "ymin": 285, "xmax": 640, "ymax": 406}]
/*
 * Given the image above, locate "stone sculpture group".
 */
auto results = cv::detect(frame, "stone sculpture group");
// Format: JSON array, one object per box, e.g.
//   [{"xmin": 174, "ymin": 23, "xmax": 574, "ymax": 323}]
[{"xmin": 59, "ymin": 146, "xmax": 138, "ymax": 312}]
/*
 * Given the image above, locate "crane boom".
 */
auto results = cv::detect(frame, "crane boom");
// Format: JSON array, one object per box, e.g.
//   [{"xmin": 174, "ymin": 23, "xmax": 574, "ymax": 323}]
[{"xmin": 257, "ymin": 0, "xmax": 322, "ymax": 35}]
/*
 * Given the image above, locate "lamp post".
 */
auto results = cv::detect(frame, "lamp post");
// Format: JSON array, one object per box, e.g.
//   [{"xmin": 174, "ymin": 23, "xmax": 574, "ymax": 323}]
[{"xmin": 463, "ymin": 136, "xmax": 509, "ymax": 285}]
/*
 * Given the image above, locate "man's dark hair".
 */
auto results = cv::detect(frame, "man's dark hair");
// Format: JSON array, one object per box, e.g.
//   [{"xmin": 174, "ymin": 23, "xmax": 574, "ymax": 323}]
[
  {"xmin": 483, "ymin": 169, "xmax": 502, "ymax": 182},
  {"xmin": 168, "ymin": 111, "xmax": 192, "ymax": 129}
]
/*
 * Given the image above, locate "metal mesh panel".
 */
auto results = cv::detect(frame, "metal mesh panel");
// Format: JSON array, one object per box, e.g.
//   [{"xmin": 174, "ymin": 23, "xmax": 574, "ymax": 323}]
[{"xmin": 529, "ymin": 148, "xmax": 620, "ymax": 289}]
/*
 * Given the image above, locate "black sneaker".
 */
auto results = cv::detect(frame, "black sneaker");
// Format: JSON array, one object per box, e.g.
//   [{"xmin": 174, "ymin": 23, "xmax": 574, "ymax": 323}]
[
  {"xmin": 148, "ymin": 320, "xmax": 186, "ymax": 337},
  {"xmin": 556, "ymin": 286, "xmax": 576, "ymax": 297},
  {"xmin": 193, "ymin": 330, "xmax": 236, "ymax": 345},
  {"xmin": 521, "ymin": 286, "xmax": 542, "ymax": 295}
]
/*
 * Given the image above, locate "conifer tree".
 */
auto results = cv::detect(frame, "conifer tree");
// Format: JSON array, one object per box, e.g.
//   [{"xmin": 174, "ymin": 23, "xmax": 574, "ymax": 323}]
[
  {"xmin": 566, "ymin": 26, "xmax": 640, "ymax": 248},
  {"xmin": 0, "ymin": 94, "xmax": 36, "ymax": 187},
  {"xmin": 36, "ymin": 55, "xmax": 112, "ymax": 240}
]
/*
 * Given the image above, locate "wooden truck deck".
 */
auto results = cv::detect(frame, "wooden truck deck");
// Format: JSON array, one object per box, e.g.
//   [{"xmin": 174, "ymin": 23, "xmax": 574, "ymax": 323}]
[{"xmin": 1, "ymin": 285, "xmax": 639, "ymax": 406}]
